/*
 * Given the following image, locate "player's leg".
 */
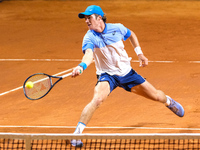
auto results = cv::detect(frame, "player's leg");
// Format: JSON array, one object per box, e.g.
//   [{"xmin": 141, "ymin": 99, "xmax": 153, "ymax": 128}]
[
  {"xmin": 79, "ymin": 81, "xmax": 110, "ymax": 125},
  {"xmin": 131, "ymin": 80, "xmax": 184, "ymax": 117},
  {"xmin": 71, "ymin": 81, "xmax": 110, "ymax": 147},
  {"xmin": 131, "ymin": 80, "xmax": 166, "ymax": 103}
]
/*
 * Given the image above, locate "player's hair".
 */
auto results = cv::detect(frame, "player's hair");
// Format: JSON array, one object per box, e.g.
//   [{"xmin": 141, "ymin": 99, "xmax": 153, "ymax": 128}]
[
  {"xmin": 102, "ymin": 15, "xmax": 107, "ymax": 23},
  {"xmin": 94, "ymin": 14, "xmax": 107, "ymax": 23}
]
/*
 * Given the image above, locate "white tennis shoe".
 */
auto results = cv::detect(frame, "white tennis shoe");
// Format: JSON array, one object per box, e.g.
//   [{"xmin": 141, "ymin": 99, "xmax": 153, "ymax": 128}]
[{"xmin": 71, "ymin": 139, "xmax": 83, "ymax": 147}]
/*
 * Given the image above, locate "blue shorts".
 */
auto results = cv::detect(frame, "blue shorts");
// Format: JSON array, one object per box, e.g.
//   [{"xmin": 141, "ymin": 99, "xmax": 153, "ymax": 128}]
[{"xmin": 97, "ymin": 69, "xmax": 146, "ymax": 93}]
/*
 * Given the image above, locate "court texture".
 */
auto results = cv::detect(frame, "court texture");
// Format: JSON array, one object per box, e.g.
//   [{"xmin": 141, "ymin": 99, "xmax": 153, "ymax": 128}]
[{"xmin": 0, "ymin": 0, "xmax": 200, "ymax": 134}]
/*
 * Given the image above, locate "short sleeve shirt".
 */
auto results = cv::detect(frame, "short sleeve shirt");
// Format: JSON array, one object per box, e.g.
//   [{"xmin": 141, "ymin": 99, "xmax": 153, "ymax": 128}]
[{"xmin": 82, "ymin": 23, "xmax": 132, "ymax": 76}]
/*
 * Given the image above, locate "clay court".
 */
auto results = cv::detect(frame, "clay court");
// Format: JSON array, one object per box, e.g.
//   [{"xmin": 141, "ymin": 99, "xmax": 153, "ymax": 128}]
[{"xmin": 0, "ymin": 0, "xmax": 200, "ymax": 135}]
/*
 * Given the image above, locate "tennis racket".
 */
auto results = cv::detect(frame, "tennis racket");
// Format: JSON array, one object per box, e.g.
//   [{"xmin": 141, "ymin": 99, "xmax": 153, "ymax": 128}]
[{"xmin": 23, "ymin": 72, "xmax": 72, "ymax": 100}]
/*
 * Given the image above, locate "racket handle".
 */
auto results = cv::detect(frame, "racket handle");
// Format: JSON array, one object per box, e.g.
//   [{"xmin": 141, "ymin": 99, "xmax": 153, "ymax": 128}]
[{"xmin": 62, "ymin": 72, "xmax": 72, "ymax": 78}]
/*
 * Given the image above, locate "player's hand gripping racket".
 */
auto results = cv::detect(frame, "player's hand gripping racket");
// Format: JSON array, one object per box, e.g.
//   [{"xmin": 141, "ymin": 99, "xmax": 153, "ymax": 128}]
[{"xmin": 23, "ymin": 72, "xmax": 72, "ymax": 100}]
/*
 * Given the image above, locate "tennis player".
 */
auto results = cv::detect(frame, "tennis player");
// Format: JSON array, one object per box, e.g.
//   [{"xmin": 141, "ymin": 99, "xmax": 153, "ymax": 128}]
[{"xmin": 71, "ymin": 5, "xmax": 184, "ymax": 147}]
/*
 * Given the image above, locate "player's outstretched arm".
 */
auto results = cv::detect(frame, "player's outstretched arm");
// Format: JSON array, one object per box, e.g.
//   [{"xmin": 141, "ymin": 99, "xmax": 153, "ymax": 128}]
[{"xmin": 72, "ymin": 48, "xmax": 93, "ymax": 77}]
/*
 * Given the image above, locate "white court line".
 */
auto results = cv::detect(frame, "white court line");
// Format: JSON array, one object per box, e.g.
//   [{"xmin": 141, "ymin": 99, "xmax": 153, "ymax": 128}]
[
  {"xmin": 0, "ymin": 59, "xmax": 82, "ymax": 62},
  {"xmin": 0, "ymin": 59, "xmax": 178, "ymax": 63},
  {"xmin": 1, "ymin": 59, "xmax": 200, "ymax": 63},
  {"xmin": 0, "ymin": 125, "xmax": 200, "ymax": 131},
  {"xmin": 131, "ymin": 60, "xmax": 174, "ymax": 63},
  {"xmin": 0, "ymin": 68, "xmax": 73, "ymax": 97},
  {"xmin": 189, "ymin": 61, "xmax": 200, "ymax": 63},
  {"xmin": 0, "ymin": 59, "xmax": 199, "ymax": 97},
  {"xmin": 0, "ymin": 86, "xmax": 23, "ymax": 97}
]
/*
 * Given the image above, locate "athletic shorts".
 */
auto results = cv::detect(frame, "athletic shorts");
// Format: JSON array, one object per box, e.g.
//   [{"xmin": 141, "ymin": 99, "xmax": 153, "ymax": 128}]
[{"xmin": 96, "ymin": 69, "xmax": 146, "ymax": 93}]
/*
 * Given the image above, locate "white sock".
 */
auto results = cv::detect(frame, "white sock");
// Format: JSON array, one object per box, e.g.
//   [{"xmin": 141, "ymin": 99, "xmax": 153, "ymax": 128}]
[
  {"xmin": 165, "ymin": 95, "xmax": 171, "ymax": 106},
  {"xmin": 74, "ymin": 122, "xmax": 86, "ymax": 134}
]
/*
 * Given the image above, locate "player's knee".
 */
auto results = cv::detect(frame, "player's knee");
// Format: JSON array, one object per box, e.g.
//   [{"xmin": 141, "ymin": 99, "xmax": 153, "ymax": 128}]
[
  {"xmin": 92, "ymin": 97, "xmax": 104, "ymax": 108},
  {"xmin": 153, "ymin": 90, "xmax": 166, "ymax": 103}
]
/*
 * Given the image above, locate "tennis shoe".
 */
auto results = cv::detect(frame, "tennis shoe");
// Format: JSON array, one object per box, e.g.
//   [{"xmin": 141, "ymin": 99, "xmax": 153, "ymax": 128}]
[
  {"xmin": 71, "ymin": 139, "xmax": 83, "ymax": 147},
  {"xmin": 166, "ymin": 96, "xmax": 184, "ymax": 117}
]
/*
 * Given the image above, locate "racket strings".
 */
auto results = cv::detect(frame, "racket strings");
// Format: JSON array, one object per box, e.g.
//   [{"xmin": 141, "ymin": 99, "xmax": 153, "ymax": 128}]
[{"xmin": 25, "ymin": 74, "xmax": 52, "ymax": 100}]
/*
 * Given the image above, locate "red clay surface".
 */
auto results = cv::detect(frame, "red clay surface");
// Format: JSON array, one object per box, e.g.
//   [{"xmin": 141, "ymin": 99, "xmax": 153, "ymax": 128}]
[{"xmin": 0, "ymin": 1, "xmax": 200, "ymax": 134}]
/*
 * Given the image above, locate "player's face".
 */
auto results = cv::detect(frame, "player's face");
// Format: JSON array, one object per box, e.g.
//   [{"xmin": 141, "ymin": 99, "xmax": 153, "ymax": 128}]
[{"xmin": 85, "ymin": 14, "xmax": 100, "ymax": 31}]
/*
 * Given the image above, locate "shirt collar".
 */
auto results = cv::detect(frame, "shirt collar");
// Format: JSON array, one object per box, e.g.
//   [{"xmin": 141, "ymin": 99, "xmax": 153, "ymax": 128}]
[
  {"xmin": 92, "ymin": 23, "xmax": 107, "ymax": 36},
  {"xmin": 102, "ymin": 23, "xmax": 107, "ymax": 34}
]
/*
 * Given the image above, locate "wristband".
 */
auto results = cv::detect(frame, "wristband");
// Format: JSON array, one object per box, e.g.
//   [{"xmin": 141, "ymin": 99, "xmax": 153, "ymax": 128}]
[
  {"xmin": 134, "ymin": 46, "xmax": 143, "ymax": 55},
  {"xmin": 78, "ymin": 62, "xmax": 87, "ymax": 70}
]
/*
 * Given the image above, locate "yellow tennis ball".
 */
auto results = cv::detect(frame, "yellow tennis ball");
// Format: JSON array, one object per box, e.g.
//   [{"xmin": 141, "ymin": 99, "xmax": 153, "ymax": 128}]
[{"xmin": 26, "ymin": 81, "xmax": 34, "ymax": 89}]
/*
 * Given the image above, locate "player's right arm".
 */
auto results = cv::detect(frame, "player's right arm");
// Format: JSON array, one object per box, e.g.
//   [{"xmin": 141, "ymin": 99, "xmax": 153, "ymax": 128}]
[{"xmin": 72, "ymin": 48, "xmax": 93, "ymax": 77}]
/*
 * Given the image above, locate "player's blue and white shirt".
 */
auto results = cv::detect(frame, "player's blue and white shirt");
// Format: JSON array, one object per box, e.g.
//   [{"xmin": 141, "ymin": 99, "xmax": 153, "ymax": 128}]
[{"xmin": 82, "ymin": 23, "xmax": 132, "ymax": 76}]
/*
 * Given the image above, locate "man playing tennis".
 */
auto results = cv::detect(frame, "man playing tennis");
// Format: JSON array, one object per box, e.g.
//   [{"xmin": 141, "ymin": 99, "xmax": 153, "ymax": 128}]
[{"xmin": 71, "ymin": 5, "xmax": 184, "ymax": 147}]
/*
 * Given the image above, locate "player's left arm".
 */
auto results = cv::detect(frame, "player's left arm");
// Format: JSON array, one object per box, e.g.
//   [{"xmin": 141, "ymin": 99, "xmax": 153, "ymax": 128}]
[{"xmin": 128, "ymin": 30, "xmax": 148, "ymax": 67}]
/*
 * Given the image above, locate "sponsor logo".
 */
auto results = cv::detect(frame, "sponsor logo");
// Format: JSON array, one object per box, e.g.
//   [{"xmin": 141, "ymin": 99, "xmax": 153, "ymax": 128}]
[
  {"xmin": 101, "ymin": 77, "xmax": 105, "ymax": 80},
  {"xmin": 112, "ymin": 31, "xmax": 116, "ymax": 36}
]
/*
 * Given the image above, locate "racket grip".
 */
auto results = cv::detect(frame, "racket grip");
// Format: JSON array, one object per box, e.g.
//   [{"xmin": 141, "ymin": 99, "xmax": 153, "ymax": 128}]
[{"xmin": 62, "ymin": 72, "xmax": 72, "ymax": 78}]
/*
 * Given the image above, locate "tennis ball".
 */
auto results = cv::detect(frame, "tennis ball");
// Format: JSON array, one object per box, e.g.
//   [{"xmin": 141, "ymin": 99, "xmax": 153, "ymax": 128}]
[{"xmin": 26, "ymin": 81, "xmax": 34, "ymax": 89}]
